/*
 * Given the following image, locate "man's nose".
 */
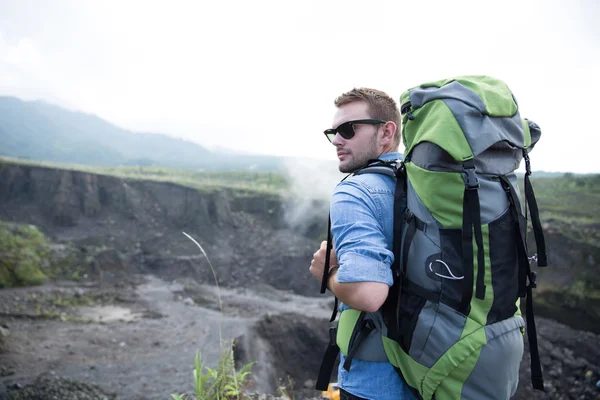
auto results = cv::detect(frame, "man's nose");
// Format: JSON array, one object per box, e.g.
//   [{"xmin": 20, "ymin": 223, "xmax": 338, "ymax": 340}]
[{"xmin": 331, "ymin": 133, "xmax": 344, "ymax": 146}]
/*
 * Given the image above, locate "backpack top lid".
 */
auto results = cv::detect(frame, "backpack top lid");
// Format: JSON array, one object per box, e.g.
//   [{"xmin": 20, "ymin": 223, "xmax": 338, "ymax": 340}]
[{"xmin": 400, "ymin": 75, "xmax": 538, "ymax": 162}]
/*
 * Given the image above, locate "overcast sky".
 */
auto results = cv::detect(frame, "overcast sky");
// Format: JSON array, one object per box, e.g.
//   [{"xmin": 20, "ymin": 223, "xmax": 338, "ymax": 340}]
[{"xmin": 1, "ymin": 0, "xmax": 598, "ymax": 173}]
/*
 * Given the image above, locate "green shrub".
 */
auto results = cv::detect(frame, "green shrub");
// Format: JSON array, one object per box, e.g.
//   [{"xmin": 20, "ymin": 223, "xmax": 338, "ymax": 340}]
[
  {"xmin": 0, "ymin": 222, "xmax": 50, "ymax": 288},
  {"xmin": 172, "ymin": 341, "xmax": 254, "ymax": 400}
]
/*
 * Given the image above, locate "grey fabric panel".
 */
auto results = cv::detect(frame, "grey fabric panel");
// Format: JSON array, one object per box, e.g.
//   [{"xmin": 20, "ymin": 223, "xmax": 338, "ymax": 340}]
[
  {"xmin": 410, "ymin": 142, "xmax": 462, "ymax": 171},
  {"xmin": 352, "ymin": 311, "xmax": 389, "ymax": 362},
  {"xmin": 478, "ymin": 175, "xmax": 510, "ymax": 225},
  {"xmin": 443, "ymin": 98, "xmax": 525, "ymax": 156},
  {"xmin": 408, "ymin": 301, "xmax": 436, "ymax": 363},
  {"xmin": 411, "ymin": 301, "xmax": 467, "ymax": 368},
  {"xmin": 460, "ymin": 316, "xmax": 524, "ymax": 400},
  {"xmin": 409, "ymin": 81, "xmax": 486, "ymax": 112},
  {"xmin": 411, "ymin": 141, "xmax": 522, "ymax": 175},
  {"xmin": 474, "ymin": 142, "xmax": 522, "ymax": 175},
  {"xmin": 405, "ymin": 228, "xmax": 442, "ymax": 293},
  {"xmin": 507, "ymin": 172, "xmax": 524, "ymax": 209},
  {"xmin": 527, "ymin": 119, "xmax": 542, "ymax": 151}
]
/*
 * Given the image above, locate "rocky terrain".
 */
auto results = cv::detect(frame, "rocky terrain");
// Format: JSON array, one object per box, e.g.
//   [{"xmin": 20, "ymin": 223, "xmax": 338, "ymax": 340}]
[{"xmin": 1, "ymin": 162, "xmax": 599, "ymax": 399}]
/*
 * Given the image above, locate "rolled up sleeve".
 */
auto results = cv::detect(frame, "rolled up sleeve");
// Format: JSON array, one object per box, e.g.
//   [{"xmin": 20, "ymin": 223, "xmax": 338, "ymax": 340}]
[{"xmin": 330, "ymin": 180, "xmax": 394, "ymax": 286}]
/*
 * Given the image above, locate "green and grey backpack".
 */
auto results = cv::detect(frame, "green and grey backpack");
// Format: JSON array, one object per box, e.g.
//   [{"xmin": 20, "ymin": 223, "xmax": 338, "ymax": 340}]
[{"xmin": 316, "ymin": 76, "xmax": 548, "ymax": 399}]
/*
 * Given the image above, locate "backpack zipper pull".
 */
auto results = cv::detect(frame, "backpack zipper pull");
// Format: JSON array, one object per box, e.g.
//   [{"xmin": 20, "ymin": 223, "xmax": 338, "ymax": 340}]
[{"xmin": 401, "ymin": 102, "xmax": 415, "ymax": 120}]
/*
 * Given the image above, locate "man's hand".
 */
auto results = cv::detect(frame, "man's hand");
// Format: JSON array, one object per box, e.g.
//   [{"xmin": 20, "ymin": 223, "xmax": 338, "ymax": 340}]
[{"xmin": 309, "ymin": 240, "xmax": 338, "ymax": 283}]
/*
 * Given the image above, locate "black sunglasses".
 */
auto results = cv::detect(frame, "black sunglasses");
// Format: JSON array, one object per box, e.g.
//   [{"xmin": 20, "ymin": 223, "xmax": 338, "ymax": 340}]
[{"xmin": 324, "ymin": 119, "xmax": 387, "ymax": 142}]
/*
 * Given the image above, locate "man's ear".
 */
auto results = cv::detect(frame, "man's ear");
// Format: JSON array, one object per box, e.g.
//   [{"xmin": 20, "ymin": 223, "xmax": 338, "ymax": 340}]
[{"xmin": 380, "ymin": 121, "xmax": 397, "ymax": 145}]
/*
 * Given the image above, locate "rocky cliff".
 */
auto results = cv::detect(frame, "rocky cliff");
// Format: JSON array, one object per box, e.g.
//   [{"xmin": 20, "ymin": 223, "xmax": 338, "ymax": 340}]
[{"xmin": 0, "ymin": 162, "xmax": 326, "ymax": 296}]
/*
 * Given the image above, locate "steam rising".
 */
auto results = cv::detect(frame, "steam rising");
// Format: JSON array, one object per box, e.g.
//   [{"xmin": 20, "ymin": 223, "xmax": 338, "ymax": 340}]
[{"xmin": 282, "ymin": 157, "xmax": 343, "ymax": 236}]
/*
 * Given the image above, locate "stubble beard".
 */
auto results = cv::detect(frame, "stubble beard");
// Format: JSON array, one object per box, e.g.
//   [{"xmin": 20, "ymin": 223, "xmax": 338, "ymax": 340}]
[{"xmin": 338, "ymin": 134, "xmax": 379, "ymax": 173}]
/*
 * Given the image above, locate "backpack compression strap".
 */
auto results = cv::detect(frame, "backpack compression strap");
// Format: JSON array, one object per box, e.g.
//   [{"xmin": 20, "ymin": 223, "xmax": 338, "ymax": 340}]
[
  {"xmin": 460, "ymin": 160, "xmax": 487, "ymax": 315},
  {"xmin": 499, "ymin": 175, "xmax": 545, "ymax": 391},
  {"xmin": 523, "ymin": 150, "xmax": 548, "ymax": 267}
]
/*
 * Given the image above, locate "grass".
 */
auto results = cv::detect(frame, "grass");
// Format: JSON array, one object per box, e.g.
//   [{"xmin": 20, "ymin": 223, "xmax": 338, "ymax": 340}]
[
  {"xmin": 526, "ymin": 174, "xmax": 600, "ymax": 246},
  {"xmin": 528, "ymin": 174, "xmax": 600, "ymax": 224},
  {"xmin": 0, "ymin": 156, "xmax": 290, "ymax": 196}
]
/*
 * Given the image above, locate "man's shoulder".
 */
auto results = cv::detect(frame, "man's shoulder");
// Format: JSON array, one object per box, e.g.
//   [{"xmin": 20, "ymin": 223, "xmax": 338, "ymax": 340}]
[{"xmin": 336, "ymin": 169, "xmax": 396, "ymax": 196}]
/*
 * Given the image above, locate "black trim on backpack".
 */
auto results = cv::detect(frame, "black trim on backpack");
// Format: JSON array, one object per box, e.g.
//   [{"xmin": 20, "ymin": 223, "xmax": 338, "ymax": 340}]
[
  {"xmin": 320, "ymin": 216, "xmax": 334, "ymax": 294},
  {"xmin": 384, "ymin": 163, "xmax": 407, "ymax": 342}
]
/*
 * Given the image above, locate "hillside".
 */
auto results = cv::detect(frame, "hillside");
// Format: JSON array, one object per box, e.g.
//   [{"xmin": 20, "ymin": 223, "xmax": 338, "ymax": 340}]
[{"xmin": 0, "ymin": 96, "xmax": 284, "ymax": 172}]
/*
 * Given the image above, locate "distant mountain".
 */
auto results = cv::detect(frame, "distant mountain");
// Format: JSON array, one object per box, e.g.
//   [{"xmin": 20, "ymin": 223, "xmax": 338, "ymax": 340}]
[{"xmin": 0, "ymin": 96, "xmax": 284, "ymax": 171}]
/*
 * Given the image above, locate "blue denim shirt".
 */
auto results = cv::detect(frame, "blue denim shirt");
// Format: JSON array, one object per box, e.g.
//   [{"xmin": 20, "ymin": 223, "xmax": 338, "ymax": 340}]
[{"xmin": 331, "ymin": 152, "xmax": 415, "ymax": 400}]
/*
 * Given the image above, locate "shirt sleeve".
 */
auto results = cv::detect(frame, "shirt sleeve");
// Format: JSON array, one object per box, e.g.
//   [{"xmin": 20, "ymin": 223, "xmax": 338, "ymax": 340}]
[{"xmin": 330, "ymin": 179, "xmax": 394, "ymax": 286}]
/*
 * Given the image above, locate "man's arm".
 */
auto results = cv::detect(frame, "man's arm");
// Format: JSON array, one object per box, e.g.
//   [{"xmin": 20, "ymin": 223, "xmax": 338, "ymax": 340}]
[{"xmin": 310, "ymin": 241, "xmax": 389, "ymax": 312}]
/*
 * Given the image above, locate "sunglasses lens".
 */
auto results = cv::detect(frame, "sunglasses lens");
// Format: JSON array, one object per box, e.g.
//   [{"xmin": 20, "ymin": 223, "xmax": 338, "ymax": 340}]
[
  {"xmin": 324, "ymin": 131, "xmax": 336, "ymax": 142},
  {"xmin": 337, "ymin": 122, "xmax": 355, "ymax": 139}
]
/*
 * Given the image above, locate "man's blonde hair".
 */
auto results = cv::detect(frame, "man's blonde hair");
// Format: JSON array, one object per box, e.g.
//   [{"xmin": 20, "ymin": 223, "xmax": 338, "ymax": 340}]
[{"xmin": 334, "ymin": 88, "xmax": 401, "ymax": 146}]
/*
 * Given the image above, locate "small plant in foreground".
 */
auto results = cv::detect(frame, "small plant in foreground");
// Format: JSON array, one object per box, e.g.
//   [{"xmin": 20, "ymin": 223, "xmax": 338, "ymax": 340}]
[{"xmin": 171, "ymin": 340, "xmax": 254, "ymax": 400}]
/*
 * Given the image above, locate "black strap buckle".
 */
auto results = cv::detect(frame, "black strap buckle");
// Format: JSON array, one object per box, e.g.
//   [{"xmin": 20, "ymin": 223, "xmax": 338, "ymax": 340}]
[
  {"xmin": 462, "ymin": 166, "xmax": 480, "ymax": 190},
  {"xmin": 328, "ymin": 321, "xmax": 338, "ymax": 345},
  {"xmin": 523, "ymin": 149, "xmax": 532, "ymax": 176},
  {"xmin": 529, "ymin": 271, "xmax": 537, "ymax": 289}
]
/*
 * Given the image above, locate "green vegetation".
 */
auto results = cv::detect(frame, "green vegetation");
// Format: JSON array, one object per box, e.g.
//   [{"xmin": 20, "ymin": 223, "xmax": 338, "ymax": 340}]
[
  {"xmin": 527, "ymin": 174, "xmax": 600, "ymax": 246},
  {"xmin": 1, "ymin": 156, "xmax": 290, "ymax": 195},
  {"xmin": 529, "ymin": 174, "xmax": 600, "ymax": 221},
  {"xmin": 0, "ymin": 222, "xmax": 50, "ymax": 288},
  {"xmin": 171, "ymin": 342, "xmax": 254, "ymax": 400}
]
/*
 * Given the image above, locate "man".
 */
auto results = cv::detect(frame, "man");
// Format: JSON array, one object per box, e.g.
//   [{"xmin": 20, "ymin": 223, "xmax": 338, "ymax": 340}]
[{"xmin": 309, "ymin": 88, "xmax": 415, "ymax": 400}]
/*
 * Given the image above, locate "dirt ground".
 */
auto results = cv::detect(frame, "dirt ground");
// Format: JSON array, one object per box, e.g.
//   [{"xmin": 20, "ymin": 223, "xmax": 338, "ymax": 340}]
[
  {"xmin": 2, "ymin": 275, "xmax": 600, "ymax": 400},
  {"xmin": 0, "ymin": 275, "xmax": 332, "ymax": 400}
]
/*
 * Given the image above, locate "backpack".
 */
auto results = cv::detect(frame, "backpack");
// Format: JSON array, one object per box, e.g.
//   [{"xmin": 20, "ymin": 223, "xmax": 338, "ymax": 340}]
[{"xmin": 316, "ymin": 76, "xmax": 548, "ymax": 400}]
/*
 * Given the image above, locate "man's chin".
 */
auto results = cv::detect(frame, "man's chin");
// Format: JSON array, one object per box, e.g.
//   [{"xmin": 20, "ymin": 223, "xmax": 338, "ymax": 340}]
[{"xmin": 338, "ymin": 161, "xmax": 356, "ymax": 174}]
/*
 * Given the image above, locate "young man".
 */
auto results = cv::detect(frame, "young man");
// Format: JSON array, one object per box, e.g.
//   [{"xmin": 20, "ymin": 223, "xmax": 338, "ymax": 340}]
[{"xmin": 309, "ymin": 88, "xmax": 415, "ymax": 400}]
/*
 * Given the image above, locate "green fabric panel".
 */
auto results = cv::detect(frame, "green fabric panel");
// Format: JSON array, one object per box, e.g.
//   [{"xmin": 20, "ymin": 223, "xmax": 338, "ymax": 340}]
[
  {"xmin": 523, "ymin": 119, "xmax": 531, "ymax": 148},
  {"xmin": 468, "ymin": 225, "xmax": 495, "ymax": 326},
  {"xmin": 405, "ymin": 163, "xmax": 465, "ymax": 228},
  {"xmin": 422, "ymin": 324, "xmax": 487, "ymax": 399},
  {"xmin": 434, "ymin": 342, "xmax": 484, "ymax": 399},
  {"xmin": 454, "ymin": 77, "xmax": 517, "ymax": 117},
  {"xmin": 382, "ymin": 337, "xmax": 430, "ymax": 398},
  {"xmin": 515, "ymin": 298, "xmax": 525, "ymax": 337},
  {"xmin": 402, "ymin": 100, "xmax": 474, "ymax": 161},
  {"xmin": 336, "ymin": 309, "xmax": 361, "ymax": 356}
]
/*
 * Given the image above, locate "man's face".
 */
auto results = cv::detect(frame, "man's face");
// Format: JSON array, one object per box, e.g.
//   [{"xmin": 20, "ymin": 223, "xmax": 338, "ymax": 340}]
[{"xmin": 331, "ymin": 101, "xmax": 382, "ymax": 173}]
